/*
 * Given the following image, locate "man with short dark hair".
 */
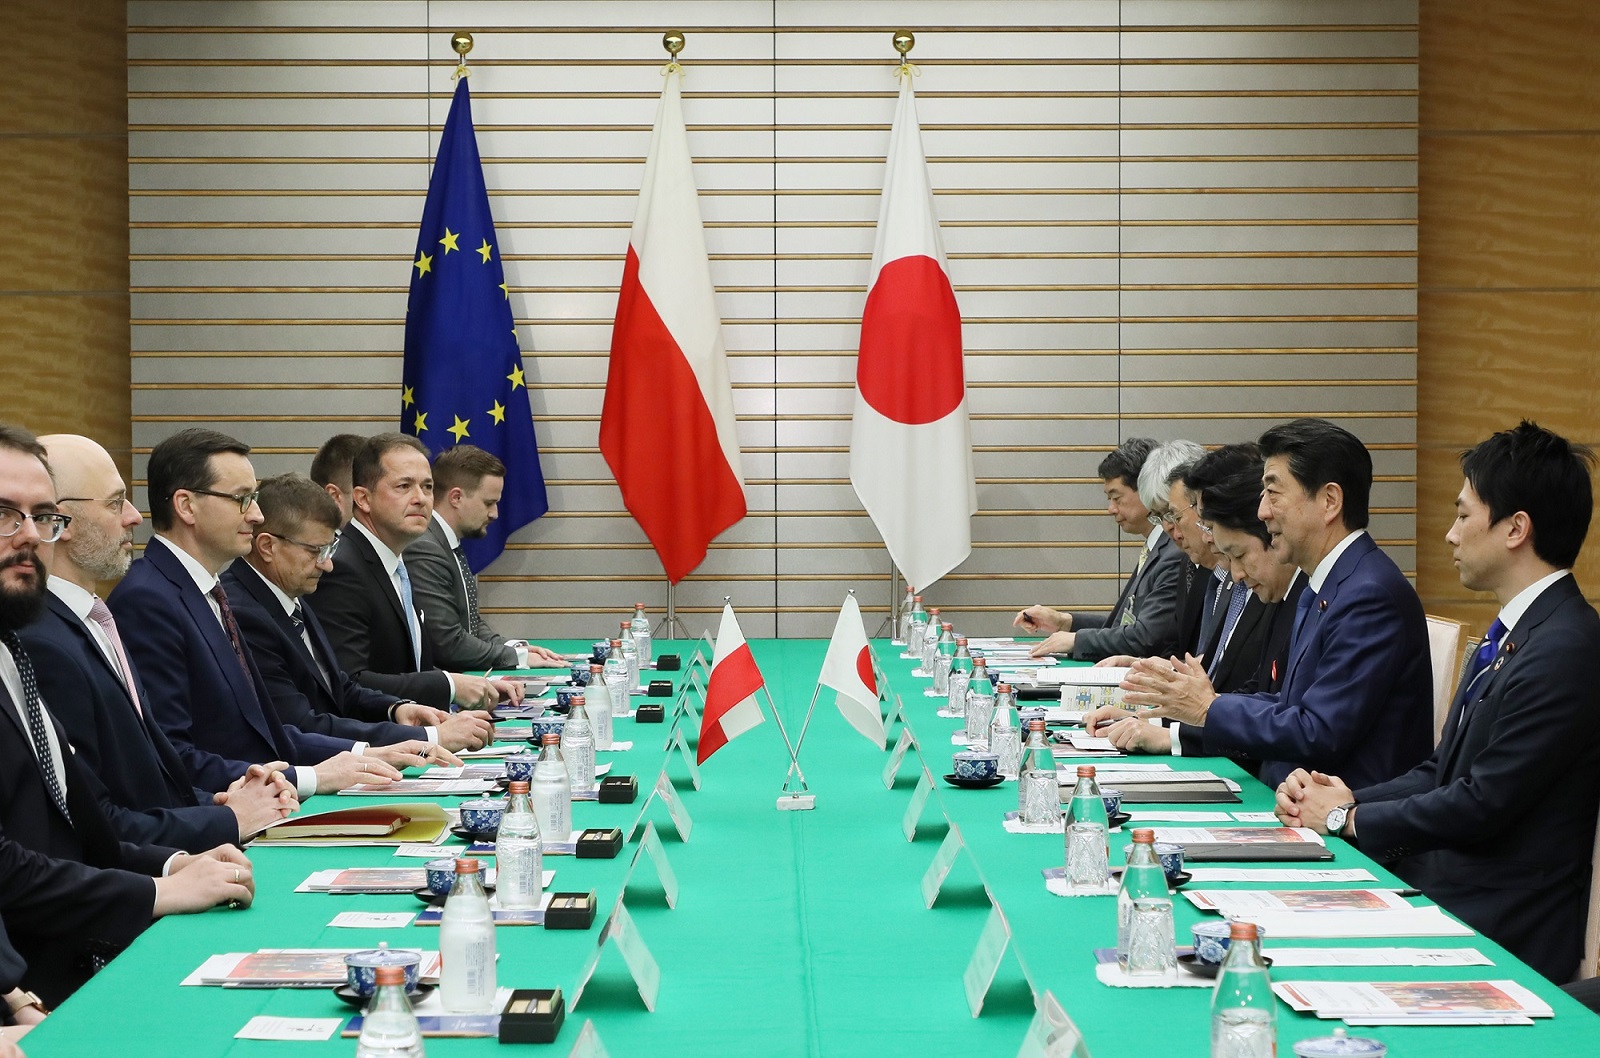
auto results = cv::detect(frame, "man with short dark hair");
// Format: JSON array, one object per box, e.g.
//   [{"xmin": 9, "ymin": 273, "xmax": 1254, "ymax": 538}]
[
  {"xmin": 309, "ymin": 433, "xmax": 523, "ymax": 709},
  {"xmin": 309, "ymin": 433, "xmax": 366, "ymax": 524},
  {"xmin": 1014, "ymin": 437, "xmax": 1187, "ymax": 661},
  {"xmin": 1277, "ymin": 421, "xmax": 1600, "ymax": 984},
  {"xmin": 109, "ymin": 428, "xmax": 421, "ymax": 799},
  {"xmin": 405, "ymin": 445, "xmax": 564, "ymax": 672},
  {"xmin": 225, "ymin": 474, "xmax": 491, "ymax": 754},
  {"xmin": 1121, "ymin": 418, "xmax": 1432, "ymax": 791}
]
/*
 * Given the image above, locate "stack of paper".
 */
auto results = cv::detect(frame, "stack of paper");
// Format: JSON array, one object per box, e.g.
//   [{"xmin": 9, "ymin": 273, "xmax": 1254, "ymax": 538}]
[
  {"xmin": 254, "ymin": 803, "xmax": 449, "ymax": 847},
  {"xmin": 1213, "ymin": 905, "xmax": 1473, "ymax": 940},
  {"xmin": 184, "ymin": 949, "xmax": 442, "ymax": 988},
  {"xmin": 1153, "ymin": 826, "xmax": 1331, "ymax": 861},
  {"xmin": 296, "ymin": 867, "xmax": 427, "ymax": 894},
  {"xmin": 1186, "ymin": 888, "xmax": 1414, "ymax": 916},
  {"xmin": 1084, "ymin": 770, "xmax": 1241, "ymax": 804},
  {"xmin": 338, "ymin": 778, "xmax": 495, "ymax": 797},
  {"xmin": 1035, "ymin": 666, "xmax": 1129, "ymax": 710},
  {"xmin": 1273, "ymin": 980, "xmax": 1552, "ymax": 1025}
]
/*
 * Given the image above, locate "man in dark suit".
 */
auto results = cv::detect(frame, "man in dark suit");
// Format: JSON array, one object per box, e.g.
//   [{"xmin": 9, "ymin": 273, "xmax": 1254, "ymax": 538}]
[
  {"xmin": 1279, "ymin": 421, "xmax": 1600, "ymax": 984},
  {"xmin": 309, "ymin": 432, "xmax": 365, "ymax": 524},
  {"xmin": 308, "ymin": 433, "xmax": 522, "ymax": 709},
  {"xmin": 0, "ymin": 424, "xmax": 254, "ymax": 1006},
  {"xmin": 225, "ymin": 473, "xmax": 492, "ymax": 754},
  {"xmin": 1122, "ymin": 419, "xmax": 1433, "ymax": 790},
  {"xmin": 109, "ymin": 429, "xmax": 422, "ymax": 800},
  {"xmin": 405, "ymin": 444, "xmax": 565, "ymax": 672},
  {"xmin": 1016, "ymin": 438, "xmax": 1189, "ymax": 661},
  {"xmin": 18, "ymin": 434, "xmax": 292, "ymax": 852}
]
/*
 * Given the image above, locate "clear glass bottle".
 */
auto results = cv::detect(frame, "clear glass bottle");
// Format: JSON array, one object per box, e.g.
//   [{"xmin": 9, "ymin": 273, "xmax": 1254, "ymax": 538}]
[
  {"xmin": 602, "ymin": 638, "xmax": 630, "ymax": 709},
  {"xmin": 561, "ymin": 695, "xmax": 595, "ymax": 793},
  {"xmin": 1017, "ymin": 719, "xmax": 1061, "ymax": 826},
  {"xmin": 1118, "ymin": 828, "xmax": 1174, "ymax": 974},
  {"xmin": 989, "ymin": 683, "xmax": 1021, "ymax": 779},
  {"xmin": 1211, "ymin": 921, "xmax": 1275, "ymax": 1058},
  {"xmin": 964, "ymin": 655, "xmax": 995, "ymax": 745},
  {"xmin": 919, "ymin": 607, "xmax": 942, "ymax": 674},
  {"xmin": 496, "ymin": 780, "xmax": 543, "ymax": 910},
  {"xmin": 932, "ymin": 622, "xmax": 957, "ymax": 696},
  {"xmin": 530, "ymin": 733, "xmax": 572, "ymax": 841},
  {"xmin": 619, "ymin": 620, "xmax": 640, "ymax": 691},
  {"xmin": 945, "ymin": 637, "xmax": 973, "ymax": 714},
  {"xmin": 1065, "ymin": 764, "xmax": 1110, "ymax": 892},
  {"xmin": 895, "ymin": 584, "xmax": 915, "ymax": 645},
  {"xmin": 585, "ymin": 662, "xmax": 613, "ymax": 750},
  {"xmin": 630, "ymin": 602, "xmax": 652, "ymax": 669},
  {"xmin": 355, "ymin": 964, "xmax": 425, "ymax": 1058},
  {"xmin": 438, "ymin": 857, "xmax": 496, "ymax": 1013},
  {"xmin": 907, "ymin": 594, "xmax": 929, "ymax": 656}
]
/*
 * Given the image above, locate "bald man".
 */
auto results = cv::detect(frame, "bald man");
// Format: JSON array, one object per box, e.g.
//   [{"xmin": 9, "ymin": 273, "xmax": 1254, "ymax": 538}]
[{"xmin": 17, "ymin": 435, "xmax": 295, "ymax": 850}]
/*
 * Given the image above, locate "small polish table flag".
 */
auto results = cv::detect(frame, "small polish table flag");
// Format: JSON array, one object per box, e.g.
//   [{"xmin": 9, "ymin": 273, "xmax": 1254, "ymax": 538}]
[{"xmin": 698, "ymin": 603, "xmax": 767, "ymax": 764}]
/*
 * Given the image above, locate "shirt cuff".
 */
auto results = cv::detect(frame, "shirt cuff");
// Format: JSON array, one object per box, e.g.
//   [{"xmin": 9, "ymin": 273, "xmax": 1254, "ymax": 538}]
[
  {"xmin": 1169, "ymin": 722, "xmax": 1184, "ymax": 756},
  {"xmin": 423, "ymin": 726, "xmax": 439, "ymax": 744},
  {"xmin": 295, "ymin": 767, "xmax": 317, "ymax": 799},
  {"xmin": 352, "ymin": 742, "xmax": 370, "ymax": 755},
  {"xmin": 161, "ymin": 852, "xmax": 186, "ymax": 877}
]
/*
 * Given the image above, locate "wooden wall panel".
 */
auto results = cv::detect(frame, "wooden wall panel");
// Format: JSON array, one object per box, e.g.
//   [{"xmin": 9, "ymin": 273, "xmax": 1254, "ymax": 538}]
[{"xmin": 1417, "ymin": 0, "xmax": 1600, "ymax": 633}]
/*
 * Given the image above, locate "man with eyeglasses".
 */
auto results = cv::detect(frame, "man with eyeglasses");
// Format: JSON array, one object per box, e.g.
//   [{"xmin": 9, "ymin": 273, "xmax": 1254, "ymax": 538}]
[
  {"xmin": 0, "ymin": 423, "xmax": 254, "ymax": 1007},
  {"xmin": 1014, "ymin": 438, "xmax": 1190, "ymax": 662},
  {"xmin": 223, "ymin": 473, "xmax": 494, "ymax": 753},
  {"xmin": 16, "ymin": 434, "xmax": 295, "ymax": 852},
  {"xmin": 109, "ymin": 429, "xmax": 434, "ymax": 801}
]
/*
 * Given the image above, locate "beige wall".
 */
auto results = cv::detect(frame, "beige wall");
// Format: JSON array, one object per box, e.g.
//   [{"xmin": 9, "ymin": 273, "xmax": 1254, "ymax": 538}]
[
  {"xmin": 1417, "ymin": 1, "xmax": 1600, "ymax": 634},
  {"xmin": 0, "ymin": 0, "xmax": 130, "ymax": 472}
]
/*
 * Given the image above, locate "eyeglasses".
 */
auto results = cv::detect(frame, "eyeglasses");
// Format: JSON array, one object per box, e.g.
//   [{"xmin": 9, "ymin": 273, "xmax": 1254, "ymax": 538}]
[
  {"xmin": 1196, "ymin": 521, "xmax": 1215, "ymax": 537},
  {"xmin": 1159, "ymin": 501, "xmax": 1194, "ymax": 527},
  {"xmin": 57, "ymin": 490, "xmax": 129, "ymax": 515},
  {"xmin": 262, "ymin": 530, "xmax": 340, "ymax": 563},
  {"xmin": 0, "ymin": 506, "xmax": 71, "ymax": 542},
  {"xmin": 1146, "ymin": 512, "xmax": 1167, "ymax": 527},
  {"xmin": 185, "ymin": 488, "xmax": 260, "ymax": 513}
]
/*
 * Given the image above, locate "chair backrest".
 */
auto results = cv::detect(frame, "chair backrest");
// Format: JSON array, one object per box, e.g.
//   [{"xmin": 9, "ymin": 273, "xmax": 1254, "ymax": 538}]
[
  {"xmin": 1424, "ymin": 615, "xmax": 1465, "ymax": 744},
  {"xmin": 1583, "ymin": 813, "xmax": 1600, "ymax": 980}
]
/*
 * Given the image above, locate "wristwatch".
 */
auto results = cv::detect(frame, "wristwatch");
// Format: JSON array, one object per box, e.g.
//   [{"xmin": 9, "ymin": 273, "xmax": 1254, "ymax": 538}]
[
  {"xmin": 1325, "ymin": 801, "xmax": 1357, "ymax": 836},
  {"xmin": 5, "ymin": 990, "xmax": 48, "ymax": 1018}
]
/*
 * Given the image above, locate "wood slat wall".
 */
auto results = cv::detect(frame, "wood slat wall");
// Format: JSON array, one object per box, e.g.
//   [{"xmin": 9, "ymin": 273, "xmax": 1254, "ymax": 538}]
[{"xmin": 128, "ymin": 0, "xmax": 1418, "ymax": 639}]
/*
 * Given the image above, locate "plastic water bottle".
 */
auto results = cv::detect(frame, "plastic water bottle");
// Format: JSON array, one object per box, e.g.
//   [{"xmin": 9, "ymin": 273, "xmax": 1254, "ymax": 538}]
[
  {"xmin": 439, "ymin": 857, "xmax": 496, "ymax": 1013},
  {"xmin": 496, "ymin": 780, "xmax": 543, "ymax": 910},
  {"xmin": 895, "ymin": 585, "xmax": 915, "ymax": 645},
  {"xmin": 619, "ymin": 621, "xmax": 641, "ymax": 691},
  {"xmin": 630, "ymin": 602, "xmax": 652, "ymax": 669},
  {"xmin": 585, "ymin": 662, "xmax": 613, "ymax": 749},
  {"xmin": 989, "ymin": 683, "xmax": 1021, "ymax": 779},
  {"xmin": 1065, "ymin": 764, "xmax": 1110, "ymax": 892},
  {"xmin": 932, "ymin": 622, "xmax": 956, "ymax": 696},
  {"xmin": 946, "ymin": 637, "xmax": 972, "ymax": 715},
  {"xmin": 561, "ymin": 695, "xmax": 595, "ymax": 793},
  {"xmin": 1211, "ymin": 921, "xmax": 1275, "ymax": 1058},
  {"xmin": 919, "ymin": 607, "xmax": 942, "ymax": 674},
  {"xmin": 602, "ymin": 639, "xmax": 629, "ymax": 711},
  {"xmin": 1118, "ymin": 828, "xmax": 1174, "ymax": 974},
  {"xmin": 1017, "ymin": 720, "xmax": 1061, "ymax": 826},
  {"xmin": 964, "ymin": 655, "xmax": 995, "ymax": 746},
  {"xmin": 907, "ymin": 595, "xmax": 929, "ymax": 656},
  {"xmin": 355, "ymin": 964, "xmax": 424, "ymax": 1058},
  {"xmin": 530, "ymin": 734, "xmax": 571, "ymax": 842}
]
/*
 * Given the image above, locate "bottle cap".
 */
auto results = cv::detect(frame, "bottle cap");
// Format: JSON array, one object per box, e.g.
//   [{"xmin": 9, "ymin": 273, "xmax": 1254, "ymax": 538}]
[
  {"xmin": 997, "ymin": 683, "xmax": 1012, "ymax": 693},
  {"xmin": 374, "ymin": 965, "xmax": 407, "ymax": 987},
  {"xmin": 1028, "ymin": 719, "xmax": 1047, "ymax": 732},
  {"xmin": 1077, "ymin": 765, "xmax": 1096, "ymax": 777},
  {"xmin": 1131, "ymin": 828, "xmax": 1154, "ymax": 843},
  {"xmin": 542, "ymin": 733, "xmax": 560, "ymax": 746},
  {"xmin": 1228, "ymin": 921, "xmax": 1258, "ymax": 941},
  {"xmin": 635, "ymin": 602, "xmax": 646, "ymax": 609},
  {"xmin": 621, "ymin": 620, "xmax": 629, "ymax": 629},
  {"xmin": 610, "ymin": 638, "xmax": 622, "ymax": 647},
  {"xmin": 572, "ymin": 694, "xmax": 585, "ymax": 707},
  {"xmin": 942, "ymin": 621, "xmax": 953, "ymax": 630},
  {"xmin": 928, "ymin": 606, "xmax": 940, "ymax": 614},
  {"xmin": 456, "ymin": 857, "xmax": 481, "ymax": 874},
  {"xmin": 913, "ymin": 595, "xmax": 923, "ymax": 602},
  {"xmin": 507, "ymin": 780, "xmax": 529, "ymax": 794},
  {"xmin": 590, "ymin": 663, "xmax": 603, "ymax": 672}
]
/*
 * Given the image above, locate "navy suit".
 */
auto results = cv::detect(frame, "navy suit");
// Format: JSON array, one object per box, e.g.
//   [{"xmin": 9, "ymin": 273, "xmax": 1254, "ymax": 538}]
[
  {"xmin": 0, "ymin": 675, "xmax": 171, "ymax": 1007},
  {"xmin": 16, "ymin": 593, "xmax": 238, "ymax": 852},
  {"xmin": 1200, "ymin": 533, "xmax": 1433, "ymax": 790},
  {"xmin": 1354, "ymin": 575, "xmax": 1600, "ymax": 984},
  {"xmin": 222, "ymin": 561, "xmax": 421, "ymax": 746},
  {"xmin": 108, "ymin": 541, "xmax": 351, "ymax": 794}
]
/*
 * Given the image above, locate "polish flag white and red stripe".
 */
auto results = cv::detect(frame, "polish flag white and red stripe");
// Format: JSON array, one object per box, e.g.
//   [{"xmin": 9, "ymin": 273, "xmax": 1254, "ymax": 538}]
[
  {"xmin": 698, "ymin": 603, "xmax": 767, "ymax": 765},
  {"xmin": 849, "ymin": 75, "xmax": 976, "ymax": 593},
  {"xmin": 600, "ymin": 68, "xmax": 746, "ymax": 584},
  {"xmin": 817, "ymin": 593, "xmax": 885, "ymax": 748}
]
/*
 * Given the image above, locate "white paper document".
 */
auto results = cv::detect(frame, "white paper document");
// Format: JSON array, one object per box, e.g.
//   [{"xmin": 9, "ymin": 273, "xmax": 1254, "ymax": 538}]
[
  {"xmin": 1125, "ymin": 810, "xmax": 1234, "ymax": 823},
  {"xmin": 1182, "ymin": 868, "xmax": 1378, "ymax": 883},
  {"xmin": 1185, "ymin": 888, "xmax": 1415, "ymax": 916},
  {"xmin": 1231, "ymin": 812, "xmax": 1281, "ymax": 823},
  {"xmin": 1265, "ymin": 947, "xmax": 1493, "ymax": 968},
  {"xmin": 1222, "ymin": 906, "xmax": 1473, "ymax": 939},
  {"xmin": 327, "ymin": 911, "xmax": 417, "ymax": 929},
  {"xmin": 235, "ymin": 1016, "xmax": 342, "ymax": 1041},
  {"xmin": 1154, "ymin": 827, "xmax": 1323, "ymax": 846},
  {"xmin": 1273, "ymin": 979, "xmax": 1550, "ymax": 1022},
  {"xmin": 1036, "ymin": 666, "xmax": 1128, "ymax": 687}
]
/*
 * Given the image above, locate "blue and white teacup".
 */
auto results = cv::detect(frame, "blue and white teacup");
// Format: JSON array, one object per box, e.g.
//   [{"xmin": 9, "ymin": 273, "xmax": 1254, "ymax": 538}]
[
  {"xmin": 423, "ymin": 856, "xmax": 485, "ymax": 896},
  {"xmin": 504, "ymin": 754, "xmax": 536, "ymax": 784},
  {"xmin": 457, "ymin": 798, "xmax": 504, "ymax": 839},
  {"xmin": 1124, "ymin": 840, "xmax": 1185, "ymax": 883},
  {"xmin": 530, "ymin": 715, "xmax": 566, "ymax": 743},
  {"xmin": 555, "ymin": 688, "xmax": 577, "ymax": 710},
  {"xmin": 1101, "ymin": 787, "xmax": 1123, "ymax": 817},
  {"xmin": 345, "ymin": 948, "xmax": 422, "ymax": 996},
  {"xmin": 952, "ymin": 750, "xmax": 1000, "ymax": 781},
  {"xmin": 1191, "ymin": 920, "xmax": 1266, "ymax": 966}
]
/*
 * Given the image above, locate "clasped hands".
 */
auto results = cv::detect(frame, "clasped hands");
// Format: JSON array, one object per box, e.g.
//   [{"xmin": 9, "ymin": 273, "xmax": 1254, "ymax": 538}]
[{"xmin": 1273, "ymin": 768, "xmax": 1356, "ymax": 835}]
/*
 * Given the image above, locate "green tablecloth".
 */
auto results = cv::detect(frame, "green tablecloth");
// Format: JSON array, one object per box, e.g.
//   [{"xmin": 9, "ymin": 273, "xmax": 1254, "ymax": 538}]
[{"xmin": 20, "ymin": 640, "xmax": 1600, "ymax": 1056}]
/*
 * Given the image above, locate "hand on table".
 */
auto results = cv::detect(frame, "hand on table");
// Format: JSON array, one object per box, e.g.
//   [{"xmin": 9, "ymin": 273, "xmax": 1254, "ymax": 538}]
[
  {"xmin": 1120, "ymin": 654, "xmax": 1216, "ymax": 726},
  {"xmin": 315, "ymin": 751, "xmax": 402, "ymax": 793},
  {"xmin": 1275, "ymin": 768, "xmax": 1355, "ymax": 834}
]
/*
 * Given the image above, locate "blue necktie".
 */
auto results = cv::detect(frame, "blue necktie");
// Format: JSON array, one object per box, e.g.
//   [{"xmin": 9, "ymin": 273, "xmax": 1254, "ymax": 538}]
[
  {"xmin": 395, "ymin": 560, "xmax": 421, "ymax": 667},
  {"xmin": 1455, "ymin": 617, "xmax": 1508, "ymax": 716},
  {"xmin": 1207, "ymin": 584, "xmax": 1251, "ymax": 678},
  {"xmin": 1289, "ymin": 586, "xmax": 1317, "ymax": 653}
]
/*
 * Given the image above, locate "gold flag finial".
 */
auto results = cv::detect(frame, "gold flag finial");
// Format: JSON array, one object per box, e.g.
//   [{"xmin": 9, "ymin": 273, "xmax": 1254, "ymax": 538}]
[
  {"xmin": 451, "ymin": 31, "xmax": 474, "ymax": 80},
  {"xmin": 893, "ymin": 31, "xmax": 919, "ymax": 80},
  {"xmin": 663, "ymin": 30, "xmax": 685, "ymax": 74}
]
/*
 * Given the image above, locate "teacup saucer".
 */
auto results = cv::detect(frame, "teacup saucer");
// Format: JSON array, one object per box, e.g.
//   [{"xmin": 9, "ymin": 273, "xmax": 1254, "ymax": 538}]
[
  {"xmin": 450, "ymin": 824, "xmax": 498, "ymax": 843},
  {"xmin": 943, "ymin": 772, "xmax": 1004, "ymax": 790},
  {"xmin": 334, "ymin": 982, "xmax": 434, "ymax": 1007},
  {"xmin": 1176, "ymin": 952, "xmax": 1271, "ymax": 979},
  {"xmin": 413, "ymin": 883, "xmax": 495, "ymax": 906},
  {"xmin": 1107, "ymin": 809, "xmax": 1132, "ymax": 829}
]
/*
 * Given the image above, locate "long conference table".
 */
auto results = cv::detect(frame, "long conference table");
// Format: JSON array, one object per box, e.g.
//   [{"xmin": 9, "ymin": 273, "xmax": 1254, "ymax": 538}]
[{"xmin": 20, "ymin": 639, "xmax": 1600, "ymax": 1056}]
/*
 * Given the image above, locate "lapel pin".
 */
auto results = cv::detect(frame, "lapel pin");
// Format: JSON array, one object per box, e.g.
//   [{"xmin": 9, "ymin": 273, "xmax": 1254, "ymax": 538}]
[
  {"xmin": 1318, "ymin": 598, "xmax": 1328, "ymax": 612},
  {"xmin": 1493, "ymin": 657, "xmax": 1506, "ymax": 670},
  {"xmin": 1505, "ymin": 641, "xmax": 1517, "ymax": 655}
]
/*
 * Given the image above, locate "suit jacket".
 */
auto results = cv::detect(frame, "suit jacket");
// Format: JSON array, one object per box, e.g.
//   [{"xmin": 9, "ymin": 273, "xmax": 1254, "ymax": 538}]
[
  {"xmin": 1070, "ymin": 532, "xmax": 1186, "ymax": 661},
  {"xmin": 1172, "ymin": 560, "xmax": 1206, "ymax": 656},
  {"xmin": 308, "ymin": 524, "xmax": 454, "ymax": 707},
  {"xmin": 109, "ymin": 542, "xmax": 349, "ymax": 793},
  {"xmin": 222, "ymin": 562, "xmax": 421, "ymax": 746},
  {"xmin": 405, "ymin": 516, "xmax": 516, "ymax": 671},
  {"xmin": 1200, "ymin": 533, "xmax": 1433, "ymax": 790},
  {"xmin": 16, "ymin": 594, "xmax": 238, "ymax": 852},
  {"xmin": 1353, "ymin": 575, "xmax": 1600, "ymax": 984},
  {"xmin": 0, "ymin": 675, "xmax": 170, "ymax": 1007}
]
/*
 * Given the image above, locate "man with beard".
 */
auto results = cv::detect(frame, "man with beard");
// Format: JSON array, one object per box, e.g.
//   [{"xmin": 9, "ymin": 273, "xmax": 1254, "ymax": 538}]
[
  {"xmin": 404, "ymin": 445, "xmax": 564, "ymax": 672},
  {"xmin": 0, "ymin": 424, "xmax": 253, "ymax": 1006},
  {"xmin": 16, "ymin": 435, "xmax": 294, "ymax": 852}
]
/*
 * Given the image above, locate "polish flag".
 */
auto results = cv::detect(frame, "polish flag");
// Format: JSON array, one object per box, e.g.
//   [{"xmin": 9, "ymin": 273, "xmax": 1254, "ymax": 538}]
[
  {"xmin": 850, "ymin": 75, "xmax": 976, "ymax": 593},
  {"xmin": 817, "ymin": 593, "xmax": 885, "ymax": 748},
  {"xmin": 698, "ymin": 603, "xmax": 767, "ymax": 764},
  {"xmin": 600, "ymin": 67, "xmax": 746, "ymax": 584}
]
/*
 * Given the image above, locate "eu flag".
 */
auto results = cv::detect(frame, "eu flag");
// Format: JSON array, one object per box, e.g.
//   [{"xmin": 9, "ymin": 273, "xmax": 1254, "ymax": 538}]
[{"xmin": 402, "ymin": 77, "xmax": 547, "ymax": 571}]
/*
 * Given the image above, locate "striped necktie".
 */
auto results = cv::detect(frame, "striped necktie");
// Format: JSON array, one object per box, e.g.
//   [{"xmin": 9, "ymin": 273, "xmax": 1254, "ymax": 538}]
[
  {"xmin": 453, "ymin": 545, "xmax": 485, "ymax": 637},
  {"xmin": 1207, "ymin": 585, "xmax": 1251, "ymax": 678},
  {"xmin": 1, "ymin": 632, "xmax": 70, "ymax": 821}
]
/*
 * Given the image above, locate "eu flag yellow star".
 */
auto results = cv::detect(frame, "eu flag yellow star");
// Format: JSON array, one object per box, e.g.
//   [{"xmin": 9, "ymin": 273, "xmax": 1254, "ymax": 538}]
[
  {"xmin": 477, "ymin": 238, "xmax": 493, "ymax": 263},
  {"xmin": 401, "ymin": 385, "xmax": 415, "ymax": 408},
  {"xmin": 413, "ymin": 252, "xmax": 433, "ymax": 277},
  {"xmin": 439, "ymin": 228, "xmax": 461, "ymax": 254},
  {"xmin": 487, "ymin": 400, "xmax": 506, "ymax": 424},
  {"xmin": 506, "ymin": 364, "xmax": 526, "ymax": 390},
  {"xmin": 448, "ymin": 415, "xmax": 472, "ymax": 442},
  {"xmin": 499, "ymin": 281, "xmax": 510, "ymax": 300},
  {"xmin": 413, "ymin": 411, "xmax": 429, "ymax": 432}
]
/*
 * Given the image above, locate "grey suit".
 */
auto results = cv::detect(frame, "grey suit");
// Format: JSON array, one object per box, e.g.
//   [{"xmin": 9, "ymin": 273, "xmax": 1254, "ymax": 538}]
[
  {"xmin": 404, "ymin": 516, "xmax": 517, "ymax": 671},
  {"xmin": 1068, "ymin": 531, "xmax": 1185, "ymax": 661}
]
